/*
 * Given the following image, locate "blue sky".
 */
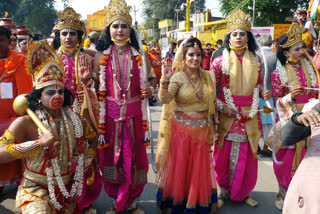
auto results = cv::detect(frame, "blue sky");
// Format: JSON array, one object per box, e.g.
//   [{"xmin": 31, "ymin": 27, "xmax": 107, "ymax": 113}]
[{"xmin": 56, "ymin": 0, "xmax": 223, "ymax": 24}]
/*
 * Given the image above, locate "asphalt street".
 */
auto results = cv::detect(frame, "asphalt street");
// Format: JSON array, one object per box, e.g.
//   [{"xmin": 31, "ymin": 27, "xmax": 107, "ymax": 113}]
[{"xmin": 0, "ymin": 97, "xmax": 282, "ymax": 214}]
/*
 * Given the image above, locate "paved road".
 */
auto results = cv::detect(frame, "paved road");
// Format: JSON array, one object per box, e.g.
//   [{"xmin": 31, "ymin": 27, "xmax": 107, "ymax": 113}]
[{"xmin": 0, "ymin": 97, "xmax": 282, "ymax": 214}]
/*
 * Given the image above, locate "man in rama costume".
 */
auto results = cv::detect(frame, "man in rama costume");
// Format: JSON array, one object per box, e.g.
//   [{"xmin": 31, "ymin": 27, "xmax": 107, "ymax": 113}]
[
  {"xmin": 0, "ymin": 41, "xmax": 97, "ymax": 213},
  {"xmin": 52, "ymin": 7, "xmax": 101, "ymax": 212},
  {"xmin": 0, "ymin": 25, "xmax": 33, "ymax": 191},
  {"xmin": 94, "ymin": 0, "xmax": 154, "ymax": 213},
  {"xmin": 210, "ymin": 8, "xmax": 271, "ymax": 208}
]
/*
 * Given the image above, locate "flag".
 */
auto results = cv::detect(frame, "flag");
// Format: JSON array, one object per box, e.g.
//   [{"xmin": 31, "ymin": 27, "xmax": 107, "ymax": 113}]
[{"xmin": 309, "ymin": 0, "xmax": 320, "ymax": 21}]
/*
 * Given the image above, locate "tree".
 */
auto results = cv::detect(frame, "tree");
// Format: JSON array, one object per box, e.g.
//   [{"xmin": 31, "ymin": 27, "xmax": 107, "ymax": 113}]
[
  {"xmin": 0, "ymin": 0, "xmax": 70, "ymax": 37},
  {"xmin": 219, "ymin": 0, "xmax": 308, "ymax": 26},
  {"xmin": 142, "ymin": 0, "xmax": 206, "ymax": 41}
]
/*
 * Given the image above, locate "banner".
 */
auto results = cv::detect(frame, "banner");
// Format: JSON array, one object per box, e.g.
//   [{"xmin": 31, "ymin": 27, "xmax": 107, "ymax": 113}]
[
  {"xmin": 252, "ymin": 27, "xmax": 274, "ymax": 39},
  {"xmin": 273, "ymin": 24, "xmax": 291, "ymax": 39}
]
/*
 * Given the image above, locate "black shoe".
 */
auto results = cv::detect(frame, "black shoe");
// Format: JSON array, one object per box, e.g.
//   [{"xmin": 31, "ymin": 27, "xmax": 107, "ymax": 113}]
[
  {"xmin": 149, "ymin": 96, "xmax": 157, "ymax": 106},
  {"xmin": 259, "ymin": 150, "xmax": 272, "ymax": 157}
]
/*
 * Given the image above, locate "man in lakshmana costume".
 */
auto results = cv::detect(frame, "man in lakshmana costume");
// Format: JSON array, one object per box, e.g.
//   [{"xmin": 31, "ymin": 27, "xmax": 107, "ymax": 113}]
[
  {"xmin": 0, "ymin": 41, "xmax": 97, "ymax": 213},
  {"xmin": 210, "ymin": 8, "xmax": 271, "ymax": 208},
  {"xmin": 52, "ymin": 7, "xmax": 101, "ymax": 213},
  {"xmin": 267, "ymin": 23, "xmax": 319, "ymax": 210},
  {"xmin": 0, "ymin": 26, "xmax": 33, "ymax": 191},
  {"xmin": 93, "ymin": 0, "xmax": 154, "ymax": 213}
]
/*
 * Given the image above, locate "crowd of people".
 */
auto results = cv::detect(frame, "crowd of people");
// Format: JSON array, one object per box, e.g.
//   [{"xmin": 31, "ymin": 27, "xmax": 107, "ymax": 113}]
[{"xmin": 0, "ymin": 1, "xmax": 319, "ymax": 213}]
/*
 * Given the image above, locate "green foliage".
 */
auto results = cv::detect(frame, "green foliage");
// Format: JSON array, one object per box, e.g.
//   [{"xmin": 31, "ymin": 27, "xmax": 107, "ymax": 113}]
[
  {"xmin": 0, "ymin": 0, "xmax": 70, "ymax": 37},
  {"xmin": 143, "ymin": 0, "xmax": 206, "ymax": 41},
  {"xmin": 219, "ymin": 0, "xmax": 308, "ymax": 26}
]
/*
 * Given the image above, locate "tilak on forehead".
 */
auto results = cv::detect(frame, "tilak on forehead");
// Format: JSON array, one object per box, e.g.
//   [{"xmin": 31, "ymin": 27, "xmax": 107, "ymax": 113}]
[{"xmin": 104, "ymin": 0, "xmax": 132, "ymax": 27}]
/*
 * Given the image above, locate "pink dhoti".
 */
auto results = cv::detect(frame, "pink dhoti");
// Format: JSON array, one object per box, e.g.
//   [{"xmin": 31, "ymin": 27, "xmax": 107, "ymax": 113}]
[
  {"xmin": 214, "ymin": 140, "xmax": 257, "ymax": 201},
  {"xmin": 273, "ymin": 148, "xmax": 306, "ymax": 198}
]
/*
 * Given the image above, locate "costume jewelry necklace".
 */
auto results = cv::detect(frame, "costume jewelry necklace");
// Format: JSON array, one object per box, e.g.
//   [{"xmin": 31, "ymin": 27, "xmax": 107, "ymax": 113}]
[{"xmin": 184, "ymin": 69, "xmax": 204, "ymax": 100}]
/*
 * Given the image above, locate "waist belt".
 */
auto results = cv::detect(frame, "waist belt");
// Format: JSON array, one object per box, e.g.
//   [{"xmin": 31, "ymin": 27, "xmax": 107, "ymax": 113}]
[
  {"xmin": 225, "ymin": 133, "xmax": 249, "ymax": 143},
  {"xmin": 23, "ymin": 167, "xmax": 71, "ymax": 186}
]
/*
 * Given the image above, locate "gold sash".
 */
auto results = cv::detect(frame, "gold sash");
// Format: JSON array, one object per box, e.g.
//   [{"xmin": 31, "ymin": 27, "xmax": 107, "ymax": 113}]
[
  {"xmin": 285, "ymin": 61, "xmax": 312, "ymax": 174},
  {"xmin": 217, "ymin": 49, "xmax": 261, "ymax": 157}
]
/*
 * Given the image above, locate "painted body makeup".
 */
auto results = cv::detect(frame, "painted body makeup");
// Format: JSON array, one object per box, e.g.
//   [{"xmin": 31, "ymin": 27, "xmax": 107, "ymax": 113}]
[{"xmin": 41, "ymin": 85, "xmax": 64, "ymax": 110}]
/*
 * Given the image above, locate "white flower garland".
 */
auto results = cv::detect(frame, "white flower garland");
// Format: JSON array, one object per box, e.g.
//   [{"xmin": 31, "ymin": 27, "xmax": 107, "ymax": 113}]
[
  {"xmin": 304, "ymin": 58, "xmax": 317, "ymax": 87},
  {"xmin": 277, "ymin": 58, "xmax": 317, "ymax": 87},
  {"xmin": 35, "ymin": 108, "xmax": 84, "ymax": 210},
  {"xmin": 221, "ymin": 49, "xmax": 260, "ymax": 121}
]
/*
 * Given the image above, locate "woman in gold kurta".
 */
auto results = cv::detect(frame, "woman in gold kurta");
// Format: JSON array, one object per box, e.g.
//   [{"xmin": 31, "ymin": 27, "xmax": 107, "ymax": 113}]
[{"xmin": 156, "ymin": 37, "xmax": 217, "ymax": 213}]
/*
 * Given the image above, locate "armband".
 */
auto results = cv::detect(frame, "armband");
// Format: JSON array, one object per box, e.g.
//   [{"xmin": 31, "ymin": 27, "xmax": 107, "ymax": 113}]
[
  {"xmin": 5, "ymin": 140, "xmax": 41, "ymax": 159},
  {"xmin": 0, "ymin": 130, "xmax": 15, "ymax": 146}
]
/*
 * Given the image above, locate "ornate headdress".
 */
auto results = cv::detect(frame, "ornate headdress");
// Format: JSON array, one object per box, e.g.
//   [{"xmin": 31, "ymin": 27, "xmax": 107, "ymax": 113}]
[
  {"xmin": 57, "ymin": 7, "xmax": 83, "ymax": 31},
  {"xmin": 105, "ymin": 0, "xmax": 132, "ymax": 27},
  {"xmin": 226, "ymin": 8, "xmax": 252, "ymax": 34},
  {"xmin": 26, "ymin": 42, "xmax": 64, "ymax": 89},
  {"xmin": 282, "ymin": 23, "xmax": 303, "ymax": 48}
]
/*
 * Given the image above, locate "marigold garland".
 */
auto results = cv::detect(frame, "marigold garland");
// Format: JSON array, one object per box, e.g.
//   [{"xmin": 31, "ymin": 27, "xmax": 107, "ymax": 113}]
[{"xmin": 97, "ymin": 46, "xmax": 151, "ymax": 149}]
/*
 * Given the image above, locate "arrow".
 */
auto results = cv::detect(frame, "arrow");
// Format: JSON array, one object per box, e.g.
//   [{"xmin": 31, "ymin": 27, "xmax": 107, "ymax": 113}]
[
  {"xmin": 241, "ymin": 105, "xmax": 275, "ymax": 115},
  {"xmin": 281, "ymin": 84, "xmax": 320, "ymax": 91}
]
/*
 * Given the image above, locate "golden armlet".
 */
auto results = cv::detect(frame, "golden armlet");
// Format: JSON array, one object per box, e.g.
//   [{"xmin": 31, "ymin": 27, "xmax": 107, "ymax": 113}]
[
  {"xmin": 0, "ymin": 129, "xmax": 15, "ymax": 146},
  {"xmin": 5, "ymin": 140, "xmax": 41, "ymax": 159}
]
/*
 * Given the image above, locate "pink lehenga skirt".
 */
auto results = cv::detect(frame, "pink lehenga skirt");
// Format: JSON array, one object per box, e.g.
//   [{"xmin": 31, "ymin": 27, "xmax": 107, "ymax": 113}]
[{"xmin": 157, "ymin": 111, "xmax": 217, "ymax": 214}]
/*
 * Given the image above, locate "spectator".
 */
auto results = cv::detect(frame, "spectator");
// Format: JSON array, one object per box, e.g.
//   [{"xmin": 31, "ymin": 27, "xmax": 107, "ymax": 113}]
[
  {"xmin": 88, "ymin": 31, "xmax": 100, "ymax": 51},
  {"xmin": 211, "ymin": 39, "xmax": 223, "ymax": 61},
  {"xmin": 202, "ymin": 43, "xmax": 212, "ymax": 70},
  {"xmin": 166, "ymin": 42, "xmax": 176, "ymax": 59},
  {"xmin": 280, "ymin": 102, "xmax": 320, "ymax": 214},
  {"xmin": 258, "ymin": 34, "xmax": 277, "ymax": 157},
  {"xmin": 297, "ymin": 10, "xmax": 316, "ymax": 54},
  {"xmin": 272, "ymin": 38, "xmax": 279, "ymax": 52},
  {"xmin": 33, "ymin": 33, "xmax": 43, "ymax": 41},
  {"xmin": 9, "ymin": 34, "xmax": 17, "ymax": 51}
]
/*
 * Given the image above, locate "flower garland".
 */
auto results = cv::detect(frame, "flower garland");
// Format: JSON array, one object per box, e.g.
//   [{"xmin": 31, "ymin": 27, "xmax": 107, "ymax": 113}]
[
  {"xmin": 36, "ymin": 108, "xmax": 85, "ymax": 211},
  {"xmin": 97, "ymin": 46, "xmax": 150, "ymax": 149},
  {"xmin": 221, "ymin": 49, "xmax": 260, "ymax": 123},
  {"xmin": 278, "ymin": 58, "xmax": 318, "ymax": 98}
]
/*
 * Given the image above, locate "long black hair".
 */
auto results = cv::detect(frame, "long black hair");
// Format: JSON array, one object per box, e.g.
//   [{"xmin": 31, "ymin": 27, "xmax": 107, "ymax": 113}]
[
  {"xmin": 52, "ymin": 30, "xmax": 84, "ymax": 50},
  {"xmin": 276, "ymin": 34, "xmax": 290, "ymax": 66},
  {"xmin": 95, "ymin": 25, "xmax": 140, "ymax": 52},
  {"xmin": 26, "ymin": 87, "xmax": 74, "ymax": 112},
  {"xmin": 223, "ymin": 31, "xmax": 257, "ymax": 55}
]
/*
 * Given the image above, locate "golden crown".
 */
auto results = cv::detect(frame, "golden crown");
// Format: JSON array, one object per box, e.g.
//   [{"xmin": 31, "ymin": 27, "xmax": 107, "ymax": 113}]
[
  {"xmin": 57, "ymin": 7, "xmax": 83, "ymax": 31},
  {"xmin": 26, "ymin": 42, "xmax": 65, "ymax": 89},
  {"xmin": 226, "ymin": 8, "xmax": 252, "ymax": 34},
  {"xmin": 105, "ymin": 0, "xmax": 132, "ymax": 27},
  {"xmin": 282, "ymin": 23, "xmax": 303, "ymax": 48}
]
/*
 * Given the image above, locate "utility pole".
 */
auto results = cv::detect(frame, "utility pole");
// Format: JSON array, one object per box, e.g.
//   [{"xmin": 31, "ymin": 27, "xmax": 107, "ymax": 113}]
[
  {"xmin": 186, "ymin": 0, "xmax": 190, "ymax": 32},
  {"xmin": 252, "ymin": 0, "xmax": 256, "ymax": 27},
  {"xmin": 175, "ymin": 8, "xmax": 181, "ymax": 30},
  {"xmin": 152, "ymin": 20, "xmax": 155, "ymax": 43},
  {"xmin": 133, "ymin": 5, "xmax": 138, "ymax": 24}
]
